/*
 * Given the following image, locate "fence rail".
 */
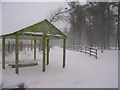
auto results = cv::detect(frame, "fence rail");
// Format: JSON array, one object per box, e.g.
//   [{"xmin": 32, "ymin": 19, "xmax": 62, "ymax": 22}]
[
  {"xmin": 64, "ymin": 45, "xmax": 98, "ymax": 59},
  {"xmin": 80, "ymin": 46, "xmax": 97, "ymax": 59}
]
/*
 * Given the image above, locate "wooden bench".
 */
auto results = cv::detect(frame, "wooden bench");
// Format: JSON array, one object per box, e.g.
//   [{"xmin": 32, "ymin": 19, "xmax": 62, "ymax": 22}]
[{"xmin": 7, "ymin": 60, "xmax": 38, "ymax": 68}]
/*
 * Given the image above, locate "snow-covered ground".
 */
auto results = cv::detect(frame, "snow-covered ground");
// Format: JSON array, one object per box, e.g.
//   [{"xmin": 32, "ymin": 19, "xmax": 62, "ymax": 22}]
[
  {"xmin": 0, "ymin": 47, "xmax": 118, "ymax": 88},
  {"xmin": 0, "ymin": 51, "xmax": 2, "ymax": 89}
]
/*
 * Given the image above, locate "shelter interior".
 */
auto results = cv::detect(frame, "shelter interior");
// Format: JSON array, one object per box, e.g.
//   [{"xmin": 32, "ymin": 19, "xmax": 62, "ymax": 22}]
[{"xmin": 1, "ymin": 19, "xmax": 67, "ymax": 74}]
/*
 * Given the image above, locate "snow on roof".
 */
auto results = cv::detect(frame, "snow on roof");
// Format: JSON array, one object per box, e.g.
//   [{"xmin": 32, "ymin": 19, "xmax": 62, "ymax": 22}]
[
  {"xmin": 1, "ymin": 19, "xmax": 67, "ymax": 38},
  {"xmin": 23, "ymin": 32, "xmax": 62, "ymax": 37}
]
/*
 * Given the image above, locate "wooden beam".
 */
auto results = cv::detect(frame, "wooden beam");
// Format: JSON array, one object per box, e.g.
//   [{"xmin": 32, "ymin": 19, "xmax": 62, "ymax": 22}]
[
  {"xmin": 15, "ymin": 35, "xmax": 19, "ymax": 74},
  {"xmin": 63, "ymin": 39, "xmax": 66, "ymax": 68},
  {"xmin": 5, "ymin": 35, "xmax": 65, "ymax": 40},
  {"xmin": 42, "ymin": 37, "xmax": 46, "ymax": 72},
  {"xmin": 2, "ymin": 37, "xmax": 5, "ymax": 69},
  {"xmin": 31, "ymin": 40, "xmax": 33, "ymax": 51},
  {"xmin": 47, "ymin": 39, "xmax": 50, "ymax": 65},
  {"xmin": 5, "ymin": 36, "xmax": 43, "ymax": 40},
  {"xmin": 34, "ymin": 40, "xmax": 36, "ymax": 60}
]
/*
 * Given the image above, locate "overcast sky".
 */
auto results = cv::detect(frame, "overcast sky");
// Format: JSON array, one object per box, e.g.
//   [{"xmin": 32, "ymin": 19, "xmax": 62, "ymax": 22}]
[
  {"xmin": 1, "ymin": 0, "xmax": 116, "ymax": 35},
  {"xmin": 0, "ymin": 3, "xmax": 2, "ymax": 35},
  {"xmin": 2, "ymin": 2, "xmax": 68, "ymax": 35}
]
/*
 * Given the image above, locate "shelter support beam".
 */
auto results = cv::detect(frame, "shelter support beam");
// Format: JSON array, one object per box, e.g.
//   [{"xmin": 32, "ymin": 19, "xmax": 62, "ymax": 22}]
[
  {"xmin": 31, "ymin": 40, "xmax": 33, "ymax": 51},
  {"xmin": 34, "ymin": 40, "xmax": 36, "ymax": 60},
  {"xmin": 63, "ymin": 39, "xmax": 66, "ymax": 68},
  {"xmin": 15, "ymin": 35, "xmax": 19, "ymax": 74},
  {"xmin": 47, "ymin": 39, "xmax": 49, "ymax": 65},
  {"xmin": 2, "ymin": 37, "xmax": 5, "ymax": 69},
  {"xmin": 42, "ymin": 37, "xmax": 46, "ymax": 72}
]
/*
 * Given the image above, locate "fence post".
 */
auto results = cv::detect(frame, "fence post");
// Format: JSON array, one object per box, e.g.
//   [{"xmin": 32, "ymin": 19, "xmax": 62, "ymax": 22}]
[
  {"xmin": 80, "ymin": 47, "xmax": 82, "ymax": 52},
  {"xmin": 96, "ymin": 49, "xmax": 97, "ymax": 59},
  {"xmin": 90, "ymin": 48, "xmax": 91, "ymax": 56},
  {"xmin": 85, "ymin": 46, "xmax": 86, "ymax": 54}
]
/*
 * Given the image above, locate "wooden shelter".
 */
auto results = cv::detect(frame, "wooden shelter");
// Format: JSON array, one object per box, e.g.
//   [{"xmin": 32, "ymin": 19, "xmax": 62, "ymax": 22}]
[{"xmin": 1, "ymin": 19, "xmax": 67, "ymax": 74}]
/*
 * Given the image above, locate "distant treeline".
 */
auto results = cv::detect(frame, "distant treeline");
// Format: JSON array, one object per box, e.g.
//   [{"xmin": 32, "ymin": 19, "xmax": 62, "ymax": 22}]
[{"xmin": 64, "ymin": 2, "xmax": 119, "ymax": 50}]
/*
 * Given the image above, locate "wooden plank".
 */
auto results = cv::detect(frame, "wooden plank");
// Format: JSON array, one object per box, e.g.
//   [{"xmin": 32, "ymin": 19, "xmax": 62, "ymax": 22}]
[
  {"xmin": 2, "ymin": 37, "xmax": 5, "ymax": 69},
  {"xmin": 31, "ymin": 40, "xmax": 33, "ymax": 51},
  {"xmin": 47, "ymin": 39, "xmax": 49, "ymax": 65},
  {"xmin": 45, "ymin": 19, "xmax": 67, "ymax": 38},
  {"xmin": 91, "ymin": 54, "xmax": 97, "ymax": 59},
  {"xmin": 90, "ymin": 50, "xmax": 97, "ymax": 54},
  {"xmin": 34, "ymin": 40, "xmax": 36, "ymax": 60},
  {"xmin": 42, "ymin": 37, "xmax": 46, "ymax": 72},
  {"xmin": 5, "ymin": 36, "xmax": 43, "ymax": 40},
  {"xmin": 9, "ymin": 63, "xmax": 38, "ymax": 68},
  {"xmin": 5, "ymin": 35, "xmax": 65, "ymax": 40},
  {"xmin": 15, "ymin": 35, "xmax": 19, "ymax": 74},
  {"xmin": 84, "ymin": 51, "xmax": 97, "ymax": 59},
  {"xmin": 87, "ymin": 45, "xmax": 97, "ymax": 50}
]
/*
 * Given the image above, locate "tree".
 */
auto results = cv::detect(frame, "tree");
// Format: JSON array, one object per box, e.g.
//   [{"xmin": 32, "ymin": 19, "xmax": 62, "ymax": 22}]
[
  {"xmin": 48, "ymin": 7, "xmax": 71, "ymax": 24},
  {"xmin": 48, "ymin": 1, "xmax": 118, "ymax": 50},
  {"xmin": 118, "ymin": 2, "xmax": 120, "ymax": 50}
]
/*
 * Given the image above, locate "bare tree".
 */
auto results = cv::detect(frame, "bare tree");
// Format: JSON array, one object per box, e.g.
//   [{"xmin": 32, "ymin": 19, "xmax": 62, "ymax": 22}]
[{"xmin": 48, "ymin": 7, "xmax": 72, "ymax": 23}]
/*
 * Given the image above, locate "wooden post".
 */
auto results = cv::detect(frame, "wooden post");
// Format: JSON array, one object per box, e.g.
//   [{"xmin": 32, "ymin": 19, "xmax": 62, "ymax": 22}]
[
  {"xmin": 8, "ymin": 41, "xmax": 10, "ymax": 53},
  {"xmin": 90, "ymin": 48, "xmax": 91, "ymax": 56},
  {"xmin": 47, "ymin": 39, "xmax": 49, "ymax": 65},
  {"xmin": 80, "ymin": 47, "xmax": 82, "ymax": 52},
  {"xmin": 31, "ymin": 40, "xmax": 33, "ymax": 51},
  {"xmin": 85, "ymin": 46, "xmax": 86, "ymax": 54},
  {"xmin": 96, "ymin": 49, "xmax": 97, "ymax": 59},
  {"xmin": 63, "ymin": 39, "xmax": 66, "ymax": 68},
  {"xmin": 2, "ymin": 37, "xmax": 5, "ymax": 69},
  {"xmin": 42, "ymin": 37, "xmax": 46, "ymax": 72},
  {"xmin": 34, "ymin": 40, "xmax": 36, "ymax": 60},
  {"xmin": 15, "ymin": 35, "xmax": 19, "ymax": 74}
]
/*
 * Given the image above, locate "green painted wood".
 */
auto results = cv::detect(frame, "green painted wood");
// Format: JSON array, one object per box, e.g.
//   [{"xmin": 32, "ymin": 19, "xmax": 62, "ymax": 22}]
[
  {"xmin": 34, "ymin": 40, "xmax": 36, "ymax": 60},
  {"xmin": 1, "ymin": 19, "xmax": 67, "ymax": 39},
  {"xmin": 0, "ymin": 19, "xmax": 68, "ymax": 72},
  {"xmin": 47, "ymin": 39, "xmax": 49, "ymax": 65},
  {"xmin": 45, "ymin": 19, "xmax": 67, "ymax": 38},
  {"xmin": 31, "ymin": 40, "xmax": 33, "ymax": 51},
  {"xmin": 42, "ymin": 37, "xmax": 46, "ymax": 72},
  {"xmin": 18, "ymin": 33, "xmax": 65, "ymax": 39},
  {"xmin": 3, "ymin": 34, "xmax": 66, "ymax": 40},
  {"xmin": 2, "ymin": 37, "xmax": 5, "ymax": 69},
  {"xmin": 31, "ymin": 40, "xmax": 33, "ymax": 46},
  {"xmin": 45, "ymin": 40, "xmax": 47, "ymax": 64},
  {"xmin": 63, "ymin": 39, "xmax": 66, "ymax": 68},
  {"xmin": 15, "ymin": 35, "xmax": 19, "ymax": 74}
]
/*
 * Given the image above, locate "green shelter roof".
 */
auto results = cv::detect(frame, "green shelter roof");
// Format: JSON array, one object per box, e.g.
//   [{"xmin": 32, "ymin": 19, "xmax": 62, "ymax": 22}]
[{"xmin": 1, "ymin": 19, "xmax": 67, "ymax": 40}]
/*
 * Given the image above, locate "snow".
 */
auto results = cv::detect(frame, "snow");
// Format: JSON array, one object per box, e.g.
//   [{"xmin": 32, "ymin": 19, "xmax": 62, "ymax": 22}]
[
  {"xmin": 23, "ymin": 32, "xmax": 61, "ymax": 37},
  {"xmin": 0, "ymin": 51, "xmax": 2, "ymax": 89},
  {"xmin": 24, "ymin": 32, "xmax": 44, "ymax": 35},
  {"xmin": 6, "ymin": 60, "xmax": 38, "ymax": 65},
  {"xmin": 1, "ymin": 47, "xmax": 118, "ymax": 88}
]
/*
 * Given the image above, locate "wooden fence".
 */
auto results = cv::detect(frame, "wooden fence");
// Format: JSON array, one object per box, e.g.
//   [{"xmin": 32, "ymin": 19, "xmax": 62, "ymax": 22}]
[{"xmin": 80, "ymin": 46, "xmax": 97, "ymax": 59}]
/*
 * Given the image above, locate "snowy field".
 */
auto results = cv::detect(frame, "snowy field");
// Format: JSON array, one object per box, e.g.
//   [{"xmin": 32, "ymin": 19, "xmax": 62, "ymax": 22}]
[{"xmin": 0, "ymin": 47, "xmax": 118, "ymax": 88}]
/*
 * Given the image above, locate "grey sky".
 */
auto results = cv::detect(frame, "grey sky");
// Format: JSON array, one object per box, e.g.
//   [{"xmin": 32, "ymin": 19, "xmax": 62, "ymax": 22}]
[
  {"xmin": 0, "ymin": 3, "xmax": 2, "ymax": 35},
  {"xmin": 2, "ymin": 2, "xmax": 66, "ymax": 35}
]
